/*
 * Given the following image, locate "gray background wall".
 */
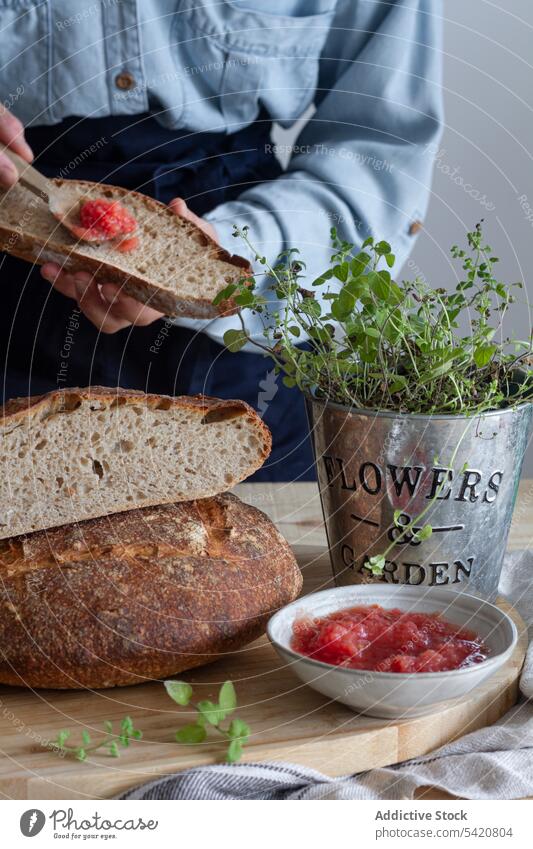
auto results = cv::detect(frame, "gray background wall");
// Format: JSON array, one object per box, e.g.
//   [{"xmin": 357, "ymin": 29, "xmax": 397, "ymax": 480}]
[
  {"xmin": 273, "ymin": 0, "xmax": 533, "ymax": 472},
  {"xmin": 411, "ymin": 0, "xmax": 533, "ymax": 472}
]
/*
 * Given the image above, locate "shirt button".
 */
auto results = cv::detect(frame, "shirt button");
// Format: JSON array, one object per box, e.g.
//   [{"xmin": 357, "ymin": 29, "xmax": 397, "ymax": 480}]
[
  {"xmin": 409, "ymin": 220, "xmax": 423, "ymax": 236},
  {"xmin": 115, "ymin": 71, "xmax": 136, "ymax": 91}
]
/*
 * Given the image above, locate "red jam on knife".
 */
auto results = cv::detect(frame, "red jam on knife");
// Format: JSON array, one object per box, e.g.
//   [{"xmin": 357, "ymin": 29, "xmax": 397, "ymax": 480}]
[
  {"xmin": 79, "ymin": 199, "xmax": 137, "ymax": 241},
  {"xmin": 291, "ymin": 604, "xmax": 489, "ymax": 673}
]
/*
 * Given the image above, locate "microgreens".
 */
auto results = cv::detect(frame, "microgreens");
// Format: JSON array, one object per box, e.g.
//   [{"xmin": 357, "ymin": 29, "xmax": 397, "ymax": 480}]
[
  {"xmin": 45, "ymin": 716, "xmax": 142, "ymax": 761},
  {"xmin": 165, "ymin": 679, "xmax": 251, "ymax": 764},
  {"xmin": 217, "ymin": 222, "xmax": 533, "ymax": 415},
  {"xmin": 42, "ymin": 680, "xmax": 250, "ymax": 765}
]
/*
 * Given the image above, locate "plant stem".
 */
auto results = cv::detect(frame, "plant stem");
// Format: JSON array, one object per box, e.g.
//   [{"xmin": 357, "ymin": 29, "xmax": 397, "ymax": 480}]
[{"xmin": 375, "ymin": 417, "xmax": 475, "ymax": 564}]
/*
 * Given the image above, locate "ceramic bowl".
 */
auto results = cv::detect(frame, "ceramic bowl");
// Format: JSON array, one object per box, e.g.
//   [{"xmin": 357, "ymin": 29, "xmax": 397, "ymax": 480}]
[{"xmin": 267, "ymin": 584, "xmax": 518, "ymax": 718}]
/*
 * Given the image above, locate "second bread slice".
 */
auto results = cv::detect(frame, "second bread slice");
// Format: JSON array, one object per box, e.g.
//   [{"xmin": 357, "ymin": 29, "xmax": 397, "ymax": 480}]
[{"xmin": 0, "ymin": 387, "xmax": 271, "ymax": 539}]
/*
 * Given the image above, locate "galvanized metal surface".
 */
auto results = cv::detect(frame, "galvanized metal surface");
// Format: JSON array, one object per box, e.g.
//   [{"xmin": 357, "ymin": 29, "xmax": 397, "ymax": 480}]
[{"xmin": 306, "ymin": 396, "xmax": 533, "ymax": 600}]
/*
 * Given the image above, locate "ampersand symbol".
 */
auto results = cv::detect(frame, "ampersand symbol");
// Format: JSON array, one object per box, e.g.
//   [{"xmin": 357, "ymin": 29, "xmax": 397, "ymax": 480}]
[{"xmin": 387, "ymin": 512, "xmax": 422, "ymax": 546}]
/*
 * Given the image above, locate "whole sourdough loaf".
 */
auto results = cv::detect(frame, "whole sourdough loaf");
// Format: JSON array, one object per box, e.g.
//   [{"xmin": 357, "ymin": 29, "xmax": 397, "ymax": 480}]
[
  {"xmin": 0, "ymin": 387, "xmax": 271, "ymax": 539},
  {"xmin": 0, "ymin": 180, "xmax": 251, "ymax": 317},
  {"xmin": 0, "ymin": 493, "xmax": 302, "ymax": 688}
]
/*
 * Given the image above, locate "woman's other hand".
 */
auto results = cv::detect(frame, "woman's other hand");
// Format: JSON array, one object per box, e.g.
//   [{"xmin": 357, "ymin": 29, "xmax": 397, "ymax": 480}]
[{"xmin": 0, "ymin": 105, "xmax": 33, "ymax": 188}]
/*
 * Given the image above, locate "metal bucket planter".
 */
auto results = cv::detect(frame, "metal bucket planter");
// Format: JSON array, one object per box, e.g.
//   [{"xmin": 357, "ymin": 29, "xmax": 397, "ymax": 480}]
[{"xmin": 306, "ymin": 395, "xmax": 533, "ymax": 600}]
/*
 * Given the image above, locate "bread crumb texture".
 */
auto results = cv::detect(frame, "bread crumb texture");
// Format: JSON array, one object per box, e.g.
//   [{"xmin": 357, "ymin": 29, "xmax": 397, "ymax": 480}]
[{"xmin": 0, "ymin": 387, "xmax": 271, "ymax": 539}]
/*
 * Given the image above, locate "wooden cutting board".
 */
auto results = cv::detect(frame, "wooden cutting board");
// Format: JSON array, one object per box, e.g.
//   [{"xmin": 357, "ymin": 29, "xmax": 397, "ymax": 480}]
[{"xmin": 0, "ymin": 544, "xmax": 527, "ymax": 800}]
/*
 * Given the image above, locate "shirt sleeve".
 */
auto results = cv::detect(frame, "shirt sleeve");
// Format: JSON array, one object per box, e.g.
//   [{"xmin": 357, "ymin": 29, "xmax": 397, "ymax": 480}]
[{"xmin": 176, "ymin": 0, "xmax": 443, "ymax": 347}]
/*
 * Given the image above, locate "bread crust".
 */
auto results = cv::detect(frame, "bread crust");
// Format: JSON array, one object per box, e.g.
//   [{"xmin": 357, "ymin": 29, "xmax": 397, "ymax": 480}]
[
  {"xmin": 0, "ymin": 180, "xmax": 252, "ymax": 318},
  {"xmin": 1, "ymin": 385, "xmax": 272, "ymax": 458},
  {"xmin": 0, "ymin": 493, "xmax": 302, "ymax": 689}
]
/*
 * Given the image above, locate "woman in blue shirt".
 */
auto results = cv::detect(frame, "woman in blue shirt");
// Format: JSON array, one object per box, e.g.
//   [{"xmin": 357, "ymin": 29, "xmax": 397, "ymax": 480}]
[{"xmin": 0, "ymin": 0, "xmax": 442, "ymax": 480}]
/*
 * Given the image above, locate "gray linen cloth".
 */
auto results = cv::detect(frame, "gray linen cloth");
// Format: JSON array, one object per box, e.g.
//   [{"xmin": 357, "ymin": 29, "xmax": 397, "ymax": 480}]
[{"xmin": 119, "ymin": 551, "xmax": 533, "ymax": 800}]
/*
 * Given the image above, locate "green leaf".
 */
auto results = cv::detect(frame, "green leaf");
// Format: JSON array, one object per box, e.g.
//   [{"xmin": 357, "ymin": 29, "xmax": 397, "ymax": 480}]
[
  {"xmin": 223, "ymin": 328, "xmax": 248, "ymax": 353},
  {"xmin": 282, "ymin": 376, "xmax": 296, "ymax": 388},
  {"xmin": 103, "ymin": 721, "xmax": 113, "ymax": 734},
  {"xmin": 234, "ymin": 288, "xmax": 255, "ymax": 308},
  {"xmin": 365, "ymin": 555, "xmax": 385, "ymax": 576},
  {"xmin": 331, "ymin": 288, "xmax": 356, "ymax": 322},
  {"xmin": 415, "ymin": 525, "xmax": 433, "ymax": 541},
  {"xmin": 388, "ymin": 281, "xmax": 404, "ymax": 304},
  {"xmin": 311, "ymin": 269, "xmax": 334, "ymax": 287},
  {"xmin": 418, "ymin": 360, "xmax": 455, "ymax": 383},
  {"xmin": 359, "ymin": 338, "xmax": 378, "ymax": 364},
  {"xmin": 212, "ymin": 283, "xmax": 238, "ymax": 306},
  {"xmin": 227, "ymin": 739, "xmax": 243, "ymax": 763},
  {"xmin": 289, "ymin": 325, "xmax": 301, "ymax": 337},
  {"xmin": 393, "ymin": 509, "xmax": 403, "ymax": 526},
  {"xmin": 197, "ymin": 700, "xmax": 222, "ymax": 726},
  {"xmin": 385, "ymin": 253, "xmax": 396, "ymax": 268},
  {"xmin": 121, "ymin": 716, "xmax": 134, "ymax": 734},
  {"xmin": 218, "ymin": 681, "xmax": 237, "ymax": 714},
  {"xmin": 227, "ymin": 718, "xmax": 250, "ymax": 742},
  {"xmin": 375, "ymin": 240, "xmax": 392, "ymax": 256},
  {"xmin": 108, "ymin": 742, "xmax": 120, "ymax": 758},
  {"xmin": 473, "ymin": 343, "xmax": 497, "ymax": 367},
  {"xmin": 369, "ymin": 270, "xmax": 402, "ymax": 304},
  {"xmin": 57, "ymin": 730, "xmax": 70, "ymax": 747},
  {"xmin": 176, "ymin": 724, "xmax": 207, "ymax": 745},
  {"xmin": 76, "ymin": 748, "xmax": 87, "ymax": 762},
  {"xmin": 333, "ymin": 262, "xmax": 349, "ymax": 283},
  {"xmin": 369, "ymin": 270, "xmax": 391, "ymax": 301},
  {"xmin": 388, "ymin": 375, "xmax": 407, "ymax": 394},
  {"xmin": 164, "ymin": 680, "xmax": 193, "ymax": 706},
  {"xmin": 81, "ymin": 730, "xmax": 91, "ymax": 746},
  {"xmin": 342, "ymin": 275, "xmax": 365, "ymax": 298},
  {"xmin": 350, "ymin": 252, "xmax": 371, "ymax": 276}
]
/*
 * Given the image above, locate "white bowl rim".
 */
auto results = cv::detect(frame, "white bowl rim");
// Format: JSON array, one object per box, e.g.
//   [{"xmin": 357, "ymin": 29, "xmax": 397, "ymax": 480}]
[{"xmin": 267, "ymin": 585, "xmax": 518, "ymax": 681}]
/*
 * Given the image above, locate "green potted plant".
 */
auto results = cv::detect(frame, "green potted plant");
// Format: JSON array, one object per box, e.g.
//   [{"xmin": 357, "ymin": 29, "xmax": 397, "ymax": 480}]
[{"xmin": 215, "ymin": 224, "xmax": 533, "ymax": 600}]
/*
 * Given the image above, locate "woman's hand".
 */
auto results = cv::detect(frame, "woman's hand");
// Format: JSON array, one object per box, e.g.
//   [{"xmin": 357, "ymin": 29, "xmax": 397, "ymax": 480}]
[
  {"xmin": 40, "ymin": 197, "xmax": 219, "ymax": 333},
  {"xmin": 0, "ymin": 105, "xmax": 34, "ymax": 187},
  {"xmin": 40, "ymin": 266, "xmax": 166, "ymax": 334},
  {"xmin": 168, "ymin": 197, "xmax": 218, "ymax": 243}
]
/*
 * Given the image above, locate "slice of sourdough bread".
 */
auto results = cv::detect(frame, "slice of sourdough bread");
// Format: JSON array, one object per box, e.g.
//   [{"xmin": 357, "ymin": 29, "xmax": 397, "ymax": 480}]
[
  {"xmin": 0, "ymin": 180, "xmax": 251, "ymax": 317},
  {"xmin": 0, "ymin": 387, "xmax": 271, "ymax": 539}
]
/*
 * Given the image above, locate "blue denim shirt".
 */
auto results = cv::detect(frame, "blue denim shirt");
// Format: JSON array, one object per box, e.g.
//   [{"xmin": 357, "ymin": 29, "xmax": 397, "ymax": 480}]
[{"xmin": 2, "ymin": 0, "xmax": 442, "ymax": 344}]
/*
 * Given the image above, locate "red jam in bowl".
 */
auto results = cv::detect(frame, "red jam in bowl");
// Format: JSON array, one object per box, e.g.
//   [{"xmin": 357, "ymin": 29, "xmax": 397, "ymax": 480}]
[
  {"xmin": 79, "ymin": 199, "xmax": 137, "ymax": 240},
  {"xmin": 291, "ymin": 604, "xmax": 489, "ymax": 673}
]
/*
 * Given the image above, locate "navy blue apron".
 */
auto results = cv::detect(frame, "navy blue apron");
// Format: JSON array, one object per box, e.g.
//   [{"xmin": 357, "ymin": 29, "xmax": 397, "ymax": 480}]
[{"xmin": 0, "ymin": 114, "xmax": 315, "ymax": 481}]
